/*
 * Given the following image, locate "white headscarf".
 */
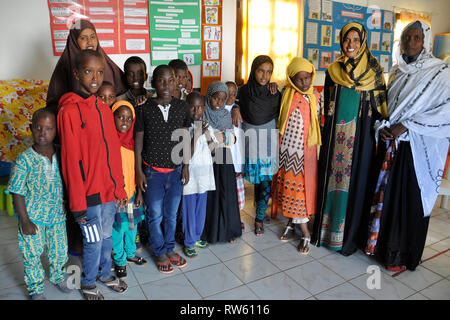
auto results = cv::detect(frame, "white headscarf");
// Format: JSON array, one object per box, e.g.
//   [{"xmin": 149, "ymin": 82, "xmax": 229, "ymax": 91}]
[{"xmin": 386, "ymin": 20, "xmax": 450, "ymax": 217}]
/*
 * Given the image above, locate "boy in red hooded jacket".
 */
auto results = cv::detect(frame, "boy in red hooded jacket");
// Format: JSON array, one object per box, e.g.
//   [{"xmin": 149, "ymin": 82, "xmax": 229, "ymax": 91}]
[{"xmin": 57, "ymin": 49, "xmax": 128, "ymax": 300}]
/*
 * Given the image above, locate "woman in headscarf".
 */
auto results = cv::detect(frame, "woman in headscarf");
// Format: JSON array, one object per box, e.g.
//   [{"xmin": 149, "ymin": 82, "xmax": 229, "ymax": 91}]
[
  {"xmin": 364, "ymin": 21, "xmax": 450, "ymax": 271},
  {"xmin": 232, "ymin": 55, "xmax": 281, "ymax": 236},
  {"xmin": 201, "ymin": 81, "xmax": 242, "ymax": 244},
  {"xmin": 46, "ymin": 19, "xmax": 127, "ymax": 114},
  {"xmin": 311, "ymin": 22, "xmax": 388, "ymax": 256},
  {"xmin": 271, "ymin": 57, "xmax": 321, "ymax": 254}
]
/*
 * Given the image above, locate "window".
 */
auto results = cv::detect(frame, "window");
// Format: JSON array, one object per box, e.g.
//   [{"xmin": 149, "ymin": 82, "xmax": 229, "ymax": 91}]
[{"xmin": 235, "ymin": 0, "xmax": 302, "ymax": 86}]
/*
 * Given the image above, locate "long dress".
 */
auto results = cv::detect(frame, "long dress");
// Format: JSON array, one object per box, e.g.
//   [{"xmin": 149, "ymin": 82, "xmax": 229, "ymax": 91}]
[
  {"xmin": 272, "ymin": 92, "xmax": 318, "ymax": 220},
  {"xmin": 201, "ymin": 147, "xmax": 242, "ymax": 243},
  {"xmin": 312, "ymin": 73, "xmax": 384, "ymax": 256}
]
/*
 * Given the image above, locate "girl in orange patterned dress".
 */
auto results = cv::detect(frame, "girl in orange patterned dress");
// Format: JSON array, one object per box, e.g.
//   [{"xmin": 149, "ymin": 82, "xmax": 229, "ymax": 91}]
[{"xmin": 271, "ymin": 57, "xmax": 321, "ymax": 254}]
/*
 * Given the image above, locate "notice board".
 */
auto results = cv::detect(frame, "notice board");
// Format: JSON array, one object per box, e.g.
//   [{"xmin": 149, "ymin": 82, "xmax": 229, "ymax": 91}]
[
  {"xmin": 47, "ymin": 0, "xmax": 150, "ymax": 56},
  {"xmin": 148, "ymin": 0, "xmax": 202, "ymax": 66},
  {"xmin": 303, "ymin": 0, "xmax": 394, "ymax": 72}
]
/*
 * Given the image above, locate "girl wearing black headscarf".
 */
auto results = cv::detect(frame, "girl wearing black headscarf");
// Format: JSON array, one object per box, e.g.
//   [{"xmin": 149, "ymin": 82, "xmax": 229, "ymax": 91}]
[{"xmin": 233, "ymin": 55, "xmax": 281, "ymax": 236}]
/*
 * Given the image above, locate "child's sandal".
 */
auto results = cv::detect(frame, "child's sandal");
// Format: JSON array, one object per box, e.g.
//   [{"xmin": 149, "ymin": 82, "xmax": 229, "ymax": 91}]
[
  {"xmin": 167, "ymin": 252, "xmax": 187, "ymax": 268},
  {"xmin": 297, "ymin": 237, "xmax": 311, "ymax": 255},
  {"xmin": 280, "ymin": 224, "xmax": 294, "ymax": 242},
  {"xmin": 115, "ymin": 265, "xmax": 127, "ymax": 278},
  {"xmin": 156, "ymin": 255, "xmax": 174, "ymax": 274},
  {"xmin": 126, "ymin": 256, "xmax": 147, "ymax": 265},
  {"xmin": 254, "ymin": 221, "xmax": 264, "ymax": 236}
]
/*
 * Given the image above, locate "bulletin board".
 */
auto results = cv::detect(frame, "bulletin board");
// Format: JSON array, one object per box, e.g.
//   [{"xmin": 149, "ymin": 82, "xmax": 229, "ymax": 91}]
[
  {"xmin": 148, "ymin": 0, "xmax": 202, "ymax": 66},
  {"xmin": 303, "ymin": 0, "xmax": 394, "ymax": 72},
  {"xmin": 47, "ymin": 0, "xmax": 150, "ymax": 56},
  {"xmin": 200, "ymin": 0, "xmax": 222, "ymax": 95}
]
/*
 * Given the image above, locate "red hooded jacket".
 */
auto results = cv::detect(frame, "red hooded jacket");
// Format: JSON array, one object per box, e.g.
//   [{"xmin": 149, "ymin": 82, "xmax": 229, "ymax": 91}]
[{"xmin": 57, "ymin": 92, "xmax": 126, "ymax": 222}]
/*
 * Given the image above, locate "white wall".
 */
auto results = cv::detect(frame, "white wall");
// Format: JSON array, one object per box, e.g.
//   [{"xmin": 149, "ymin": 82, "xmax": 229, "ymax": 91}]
[{"xmin": 0, "ymin": 0, "xmax": 447, "ymax": 87}]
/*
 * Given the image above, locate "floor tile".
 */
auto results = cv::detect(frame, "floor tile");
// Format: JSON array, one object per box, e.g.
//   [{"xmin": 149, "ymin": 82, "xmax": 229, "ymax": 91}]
[
  {"xmin": 184, "ymin": 264, "xmax": 243, "ymax": 297},
  {"xmin": 349, "ymin": 272, "xmax": 415, "ymax": 300},
  {"xmin": 318, "ymin": 252, "xmax": 372, "ymax": 280},
  {"xmin": 247, "ymin": 272, "xmax": 311, "ymax": 300},
  {"xmin": 394, "ymin": 266, "xmax": 443, "ymax": 291},
  {"xmin": 141, "ymin": 273, "xmax": 201, "ymax": 300},
  {"xmin": 0, "ymin": 261, "xmax": 25, "ymax": 289},
  {"xmin": 429, "ymin": 238, "xmax": 450, "ymax": 254},
  {"xmin": 315, "ymin": 282, "xmax": 373, "ymax": 300},
  {"xmin": 241, "ymin": 228, "xmax": 287, "ymax": 252},
  {"xmin": 103, "ymin": 285, "xmax": 147, "ymax": 300},
  {"xmin": 420, "ymin": 279, "xmax": 450, "ymax": 300},
  {"xmin": 208, "ymin": 238, "xmax": 255, "ymax": 262},
  {"xmin": 205, "ymin": 285, "xmax": 259, "ymax": 300},
  {"xmin": 404, "ymin": 292, "xmax": 430, "ymax": 300},
  {"xmin": 0, "ymin": 226, "xmax": 18, "ymax": 245},
  {"xmin": 129, "ymin": 257, "xmax": 183, "ymax": 285},
  {"xmin": 178, "ymin": 247, "xmax": 221, "ymax": 272},
  {"xmin": 307, "ymin": 244, "xmax": 335, "ymax": 260},
  {"xmin": 421, "ymin": 253, "xmax": 450, "ymax": 278},
  {"xmin": 224, "ymin": 252, "xmax": 279, "ymax": 284},
  {"xmin": 259, "ymin": 242, "xmax": 313, "ymax": 270},
  {"xmin": 284, "ymin": 260, "xmax": 345, "ymax": 295},
  {"xmin": 0, "ymin": 242, "xmax": 23, "ymax": 266},
  {"xmin": 0, "ymin": 284, "xmax": 29, "ymax": 300}
]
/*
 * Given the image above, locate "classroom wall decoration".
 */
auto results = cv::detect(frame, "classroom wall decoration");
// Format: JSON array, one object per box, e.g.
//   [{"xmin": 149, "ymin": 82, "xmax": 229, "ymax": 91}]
[
  {"xmin": 200, "ymin": 0, "xmax": 222, "ymax": 95},
  {"xmin": 148, "ymin": 0, "xmax": 202, "ymax": 65},
  {"xmin": 303, "ymin": 0, "xmax": 395, "ymax": 72},
  {"xmin": 47, "ymin": 0, "xmax": 150, "ymax": 56}
]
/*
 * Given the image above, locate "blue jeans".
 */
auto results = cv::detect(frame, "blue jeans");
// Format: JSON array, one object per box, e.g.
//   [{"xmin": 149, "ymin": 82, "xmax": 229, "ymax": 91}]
[
  {"xmin": 144, "ymin": 166, "xmax": 183, "ymax": 257},
  {"xmin": 78, "ymin": 201, "xmax": 115, "ymax": 287}
]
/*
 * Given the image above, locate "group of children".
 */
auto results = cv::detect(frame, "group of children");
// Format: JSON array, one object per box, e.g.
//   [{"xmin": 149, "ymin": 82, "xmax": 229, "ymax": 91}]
[{"xmin": 6, "ymin": 47, "xmax": 253, "ymax": 299}]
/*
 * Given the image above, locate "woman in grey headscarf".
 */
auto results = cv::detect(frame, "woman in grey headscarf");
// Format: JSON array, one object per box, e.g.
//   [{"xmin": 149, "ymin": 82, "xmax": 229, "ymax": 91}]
[
  {"xmin": 364, "ymin": 20, "xmax": 450, "ymax": 271},
  {"xmin": 201, "ymin": 81, "xmax": 243, "ymax": 244}
]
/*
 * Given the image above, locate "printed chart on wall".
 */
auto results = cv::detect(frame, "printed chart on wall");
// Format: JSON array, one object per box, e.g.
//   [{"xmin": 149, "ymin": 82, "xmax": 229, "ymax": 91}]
[
  {"xmin": 148, "ymin": 0, "xmax": 201, "ymax": 65},
  {"xmin": 303, "ymin": 0, "xmax": 394, "ymax": 72},
  {"xmin": 47, "ymin": 0, "xmax": 150, "ymax": 56}
]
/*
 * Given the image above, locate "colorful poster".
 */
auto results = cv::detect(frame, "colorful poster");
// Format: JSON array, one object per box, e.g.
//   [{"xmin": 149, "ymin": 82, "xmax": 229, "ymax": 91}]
[
  {"xmin": 381, "ymin": 33, "xmax": 392, "ymax": 52},
  {"xmin": 205, "ymin": 41, "xmax": 220, "ymax": 60},
  {"xmin": 308, "ymin": 0, "xmax": 321, "ymax": 20},
  {"xmin": 306, "ymin": 22, "xmax": 318, "ymax": 44},
  {"xmin": 333, "ymin": 50, "xmax": 341, "ymax": 62},
  {"xmin": 203, "ymin": 61, "xmax": 220, "ymax": 77},
  {"xmin": 205, "ymin": 6, "xmax": 219, "ymax": 24},
  {"xmin": 320, "ymin": 51, "xmax": 332, "ymax": 68},
  {"xmin": 322, "ymin": 0, "xmax": 333, "ymax": 22},
  {"xmin": 203, "ymin": 26, "xmax": 221, "ymax": 41},
  {"xmin": 47, "ymin": 0, "xmax": 150, "ymax": 56},
  {"xmin": 321, "ymin": 25, "xmax": 332, "ymax": 47},
  {"xmin": 307, "ymin": 48, "xmax": 319, "ymax": 69},
  {"xmin": 149, "ymin": 0, "xmax": 201, "ymax": 65},
  {"xmin": 370, "ymin": 31, "xmax": 380, "ymax": 51},
  {"xmin": 383, "ymin": 11, "xmax": 394, "ymax": 31},
  {"xmin": 380, "ymin": 55, "xmax": 390, "ymax": 72}
]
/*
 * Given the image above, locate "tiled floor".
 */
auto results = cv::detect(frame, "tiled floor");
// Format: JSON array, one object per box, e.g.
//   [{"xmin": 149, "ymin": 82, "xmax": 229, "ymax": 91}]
[{"xmin": 0, "ymin": 182, "xmax": 449, "ymax": 300}]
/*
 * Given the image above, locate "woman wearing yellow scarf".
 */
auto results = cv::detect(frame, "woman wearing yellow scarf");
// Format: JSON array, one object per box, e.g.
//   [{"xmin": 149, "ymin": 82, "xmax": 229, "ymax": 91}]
[
  {"xmin": 311, "ymin": 22, "xmax": 388, "ymax": 256},
  {"xmin": 271, "ymin": 57, "xmax": 320, "ymax": 254}
]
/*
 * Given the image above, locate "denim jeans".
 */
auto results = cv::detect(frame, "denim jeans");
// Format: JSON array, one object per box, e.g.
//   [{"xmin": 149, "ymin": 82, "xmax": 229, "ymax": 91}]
[
  {"xmin": 144, "ymin": 166, "xmax": 183, "ymax": 257},
  {"xmin": 78, "ymin": 201, "xmax": 115, "ymax": 287}
]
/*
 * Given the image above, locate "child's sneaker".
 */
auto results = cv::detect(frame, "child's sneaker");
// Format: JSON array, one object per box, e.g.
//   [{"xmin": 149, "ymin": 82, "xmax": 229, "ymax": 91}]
[
  {"xmin": 184, "ymin": 247, "xmax": 198, "ymax": 258},
  {"xmin": 194, "ymin": 240, "xmax": 208, "ymax": 248},
  {"xmin": 55, "ymin": 280, "xmax": 73, "ymax": 294}
]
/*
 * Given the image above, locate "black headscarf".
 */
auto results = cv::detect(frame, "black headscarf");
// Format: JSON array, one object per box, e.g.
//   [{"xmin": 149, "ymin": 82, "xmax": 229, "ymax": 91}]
[{"xmin": 236, "ymin": 55, "xmax": 281, "ymax": 125}]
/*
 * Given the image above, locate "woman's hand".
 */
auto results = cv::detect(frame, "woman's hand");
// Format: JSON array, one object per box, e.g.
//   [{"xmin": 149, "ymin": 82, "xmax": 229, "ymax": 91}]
[
  {"xmin": 231, "ymin": 108, "xmax": 242, "ymax": 127},
  {"xmin": 380, "ymin": 123, "xmax": 407, "ymax": 140}
]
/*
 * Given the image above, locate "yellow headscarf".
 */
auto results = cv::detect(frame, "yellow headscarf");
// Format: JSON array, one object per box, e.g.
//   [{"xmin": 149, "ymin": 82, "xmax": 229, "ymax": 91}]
[
  {"xmin": 327, "ymin": 23, "xmax": 388, "ymax": 117},
  {"xmin": 278, "ymin": 57, "xmax": 321, "ymax": 146}
]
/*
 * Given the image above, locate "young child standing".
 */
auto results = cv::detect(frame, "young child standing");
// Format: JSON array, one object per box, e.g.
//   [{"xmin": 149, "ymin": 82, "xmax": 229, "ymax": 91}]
[
  {"xmin": 6, "ymin": 108, "xmax": 71, "ymax": 300},
  {"xmin": 271, "ymin": 57, "xmax": 321, "ymax": 254},
  {"xmin": 57, "ymin": 49, "xmax": 128, "ymax": 300},
  {"xmin": 224, "ymin": 81, "xmax": 245, "ymax": 213},
  {"xmin": 168, "ymin": 59, "xmax": 189, "ymax": 100},
  {"xmin": 135, "ymin": 64, "xmax": 191, "ymax": 274},
  {"xmin": 201, "ymin": 81, "xmax": 242, "ymax": 244},
  {"xmin": 181, "ymin": 92, "xmax": 216, "ymax": 257},
  {"xmin": 98, "ymin": 81, "xmax": 117, "ymax": 108},
  {"xmin": 110, "ymin": 100, "xmax": 147, "ymax": 278},
  {"xmin": 116, "ymin": 56, "xmax": 152, "ymax": 106}
]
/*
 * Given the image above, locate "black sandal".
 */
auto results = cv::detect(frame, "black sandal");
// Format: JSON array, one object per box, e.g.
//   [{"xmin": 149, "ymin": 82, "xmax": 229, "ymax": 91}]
[
  {"xmin": 115, "ymin": 265, "xmax": 127, "ymax": 278},
  {"xmin": 254, "ymin": 221, "xmax": 264, "ymax": 236},
  {"xmin": 280, "ymin": 223, "xmax": 294, "ymax": 242},
  {"xmin": 126, "ymin": 256, "xmax": 147, "ymax": 265},
  {"xmin": 297, "ymin": 237, "xmax": 311, "ymax": 255}
]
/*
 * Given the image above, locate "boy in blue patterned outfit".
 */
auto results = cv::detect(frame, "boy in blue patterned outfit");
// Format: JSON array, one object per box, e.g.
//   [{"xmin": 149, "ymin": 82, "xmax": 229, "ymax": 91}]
[{"xmin": 6, "ymin": 108, "xmax": 71, "ymax": 300}]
